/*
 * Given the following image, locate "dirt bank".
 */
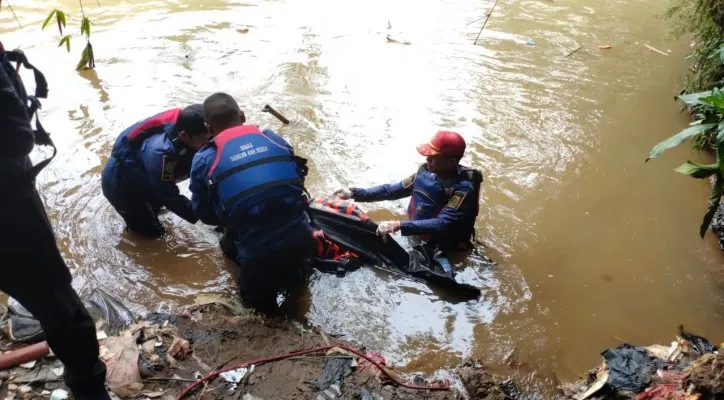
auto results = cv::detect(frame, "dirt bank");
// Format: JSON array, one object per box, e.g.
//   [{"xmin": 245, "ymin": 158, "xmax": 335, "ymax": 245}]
[{"xmin": 0, "ymin": 301, "xmax": 514, "ymax": 400}]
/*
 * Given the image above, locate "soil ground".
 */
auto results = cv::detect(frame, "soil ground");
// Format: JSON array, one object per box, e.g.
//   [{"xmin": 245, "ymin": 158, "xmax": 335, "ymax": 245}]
[{"xmin": 0, "ymin": 302, "xmax": 512, "ymax": 400}]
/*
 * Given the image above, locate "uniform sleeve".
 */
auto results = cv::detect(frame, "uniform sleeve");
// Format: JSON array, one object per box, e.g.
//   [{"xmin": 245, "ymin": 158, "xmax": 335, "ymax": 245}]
[
  {"xmin": 189, "ymin": 150, "xmax": 223, "ymax": 226},
  {"xmin": 0, "ymin": 64, "xmax": 35, "ymax": 158},
  {"xmin": 350, "ymin": 173, "xmax": 415, "ymax": 202},
  {"xmin": 142, "ymin": 150, "xmax": 199, "ymax": 224},
  {"xmin": 399, "ymin": 185, "xmax": 477, "ymax": 236}
]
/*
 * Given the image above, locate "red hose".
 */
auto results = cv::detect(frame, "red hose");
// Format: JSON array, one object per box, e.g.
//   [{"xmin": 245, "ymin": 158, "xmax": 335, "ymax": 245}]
[
  {"xmin": 176, "ymin": 344, "xmax": 450, "ymax": 399},
  {"xmin": 0, "ymin": 341, "xmax": 50, "ymax": 370}
]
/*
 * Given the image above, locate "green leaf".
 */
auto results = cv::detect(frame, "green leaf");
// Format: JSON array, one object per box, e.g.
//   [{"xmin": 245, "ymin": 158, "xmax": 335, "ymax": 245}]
[
  {"xmin": 674, "ymin": 161, "xmax": 719, "ymax": 178},
  {"xmin": 56, "ymin": 10, "xmax": 66, "ymax": 35},
  {"xmin": 718, "ymin": 141, "xmax": 724, "ymax": 177},
  {"xmin": 42, "ymin": 10, "xmax": 57, "ymax": 30},
  {"xmin": 58, "ymin": 35, "xmax": 71, "ymax": 52},
  {"xmin": 718, "ymin": 122, "xmax": 724, "ymax": 145},
  {"xmin": 699, "ymin": 88, "xmax": 724, "ymax": 111},
  {"xmin": 76, "ymin": 46, "xmax": 89, "ymax": 71},
  {"xmin": 646, "ymin": 123, "xmax": 717, "ymax": 161},
  {"xmin": 677, "ymin": 90, "xmax": 712, "ymax": 106},
  {"xmin": 81, "ymin": 17, "xmax": 91, "ymax": 37},
  {"xmin": 700, "ymin": 179, "xmax": 724, "ymax": 238}
]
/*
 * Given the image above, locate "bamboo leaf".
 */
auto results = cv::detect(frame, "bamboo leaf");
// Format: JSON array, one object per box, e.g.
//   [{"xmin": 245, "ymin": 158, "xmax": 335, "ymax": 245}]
[
  {"xmin": 674, "ymin": 161, "xmax": 719, "ymax": 178},
  {"xmin": 81, "ymin": 17, "xmax": 91, "ymax": 37},
  {"xmin": 700, "ymin": 179, "xmax": 724, "ymax": 238},
  {"xmin": 55, "ymin": 10, "xmax": 66, "ymax": 34},
  {"xmin": 647, "ymin": 123, "xmax": 717, "ymax": 161},
  {"xmin": 76, "ymin": 45, "xmax": 89, "ymax": 71},
  {"xmin": 58, "ymin": 35, "xmax": 71, "ymax": 52},
  {"xmin": 42, "ymin": 10, "xmax": 57, "ymax": 30}
]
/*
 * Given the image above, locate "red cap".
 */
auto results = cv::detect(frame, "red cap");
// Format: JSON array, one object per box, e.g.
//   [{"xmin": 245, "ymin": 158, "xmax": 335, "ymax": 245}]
[{"xmin": 416, "ymin": 130, "xmax": 466, "ymax": 157}]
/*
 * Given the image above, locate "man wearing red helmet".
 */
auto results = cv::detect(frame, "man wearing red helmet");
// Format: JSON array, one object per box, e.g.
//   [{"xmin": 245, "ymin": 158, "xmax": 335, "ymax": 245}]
[{"xmin": 332, "ymin": 131, "xmax": 483, "ymax": 251}]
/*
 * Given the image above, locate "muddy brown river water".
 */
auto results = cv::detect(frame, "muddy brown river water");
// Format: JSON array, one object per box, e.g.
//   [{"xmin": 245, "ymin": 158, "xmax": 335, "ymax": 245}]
[{"xmin": 3, "ymin": 0, "xmax": 724, "ymax": 394}]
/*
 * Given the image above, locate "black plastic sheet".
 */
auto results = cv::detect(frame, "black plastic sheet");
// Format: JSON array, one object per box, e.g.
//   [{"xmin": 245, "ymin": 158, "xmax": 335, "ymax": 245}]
[
  {"xmin": 602, "ymin": 343, "xmax": 666, "ymax": 392},
  {"xmin": 1, "ymin": 289, "xmax": 136, "ymax": 343},
  {"xmin": 307, "ymin": 197, "xmax": 482, "ymax": 301}
]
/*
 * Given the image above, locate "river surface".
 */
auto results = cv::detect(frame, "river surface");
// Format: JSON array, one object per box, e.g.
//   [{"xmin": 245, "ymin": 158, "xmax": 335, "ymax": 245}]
[{"xmin": 3, "ymin": 0, "xmax": 724, "ymax": 394}]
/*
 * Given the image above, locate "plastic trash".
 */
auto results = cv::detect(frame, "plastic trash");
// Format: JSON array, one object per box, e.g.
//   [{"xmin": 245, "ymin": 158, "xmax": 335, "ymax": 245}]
[
  {"xmin": 526, "ymin": 39, "xmax": 536, "ymax": 46},
  {"xmin": 49, "ymin": 389, "xmax": 69, "ymax": 400},
  {"xmin": 1, "ymin": 289, "xmax": 135, "ymax": 344},
  {"xmin": 634, "ymin": 384, "xmax": 686, "ymax": 400},
  {"xmin": 8, "ymin": 297, "xmax": 33, "ymax": 318},
  {"xmin": 102, "ymin": 330, "xmax": 143, "ymax": 398},
  {"xmin": 86, "ymin": 289, "xmax": 136, "ymax": 335},
  {"xmin": 0, "ymin": 315, "xmax": 45, "ymax": 343},
  {"xmin": 602, "ymin": 344, "xmax": 665, "ymax": 392},
  {"xmin": 314, "ymin": 356, "xmax": 353, "ymax": 391},
  {"xmin": 678, "ymin": 325, "xmax": 716, "ymax": 356}
]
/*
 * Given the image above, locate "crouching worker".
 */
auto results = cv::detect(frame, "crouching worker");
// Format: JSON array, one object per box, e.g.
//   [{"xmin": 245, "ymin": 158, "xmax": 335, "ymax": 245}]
[
  {"xmin": 101, "ymin": 105, "xmax": 210, "ymax": 238},
  {"xmin": 189, "ymin": 93, "xmax": 315, "ymax": 311},
  {"xmin": 332, "ymin": 130, "xmax": 482, "ymax": 253}
]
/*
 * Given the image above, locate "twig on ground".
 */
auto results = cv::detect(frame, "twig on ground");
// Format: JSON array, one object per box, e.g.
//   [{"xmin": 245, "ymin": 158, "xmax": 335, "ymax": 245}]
[{"xmin": 145, "ymin": 377, "xmax": 198, "ymax": 383}]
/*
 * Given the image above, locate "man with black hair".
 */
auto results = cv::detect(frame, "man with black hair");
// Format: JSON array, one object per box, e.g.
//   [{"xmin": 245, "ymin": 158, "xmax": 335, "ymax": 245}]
[
  {"xmin": 0, "ymin": 45, "xmax": 111, "ymax": 400},
  {"xmin": 101, "ymin": 105, "xmax": 210, "ymax": 238},
  {"xmin": 189, "ymin": 92, "xmax": 315, "ymax": 311}
]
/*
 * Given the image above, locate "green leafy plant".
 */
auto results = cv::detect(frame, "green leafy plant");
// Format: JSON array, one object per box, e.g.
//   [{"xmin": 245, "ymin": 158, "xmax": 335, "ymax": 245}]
[
  {"xmin": 40, "ymin": 1, "xmax": 96, "ymax": 70},
  {"xmin": 648, "ymin": 88, "xmax": 724, "ymax": 237},
  {"xmin": 665, "ymin": 0, "xmax": 724, "ymax": 92}
]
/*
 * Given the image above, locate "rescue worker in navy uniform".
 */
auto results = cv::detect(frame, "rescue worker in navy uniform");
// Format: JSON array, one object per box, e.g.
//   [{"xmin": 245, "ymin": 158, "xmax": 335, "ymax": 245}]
[
  {"xmin": 0, "ymin": 46, "xmax": 110, "ymax": 399},
  {"xmin": 333, "ymin": 130, "xmax": 482, "ymax": 252},
  {"xmin": 101, "ymin": 105, "xmax": 210, "ymax": 238},
  {"xmin": 189, "ymin": 92, "xmax": 315, "ymax": 311}
]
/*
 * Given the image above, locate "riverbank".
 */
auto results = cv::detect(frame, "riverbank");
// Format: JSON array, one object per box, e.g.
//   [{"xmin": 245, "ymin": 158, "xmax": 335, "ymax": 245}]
[
  {"xmin": 2, "ymin": 299, "xmax": 721, "ymax": 400},
  {"xmin": 0, "ymin": 300, "xmax": 515, "ymax": 400}
]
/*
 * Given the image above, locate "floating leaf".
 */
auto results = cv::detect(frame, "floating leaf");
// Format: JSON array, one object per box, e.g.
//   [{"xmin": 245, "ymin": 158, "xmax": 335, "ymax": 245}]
[
  {"xmin": 700, "ymin": 178, "xmax": 724, "ymax": 238},
  {"xmin": 647, "ymin": 123, "xmax": 716, "ymax": 161},
  {"xmin": 42, "ymin": 10, "xmax": 57, "ymax": 30},
  {"xmin": 58, "ymin": 35, "xmax": 71, "ymax": 52},
  {"xmin": 674, "ymin": 161, "xmax": 719, "ymax": 179}
]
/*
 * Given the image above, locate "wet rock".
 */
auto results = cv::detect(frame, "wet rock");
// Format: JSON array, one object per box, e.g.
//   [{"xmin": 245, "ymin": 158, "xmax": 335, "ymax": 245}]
[
  {"xmin": 457, "ymin": 366, "xmax": 508, "ymax": 400},
  {"xmin": 710, "ymin": 201, "xmax": 724, "ymax": 250},
  {"xmin": 144, "ymin": 313, "xmax": 178, "ymax": 327}
]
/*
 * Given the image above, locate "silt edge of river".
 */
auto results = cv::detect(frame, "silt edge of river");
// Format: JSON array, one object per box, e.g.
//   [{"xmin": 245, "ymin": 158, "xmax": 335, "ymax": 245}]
[{"xmin": 1, "ymin": 294, "xmax": 722, "ymax": 400}]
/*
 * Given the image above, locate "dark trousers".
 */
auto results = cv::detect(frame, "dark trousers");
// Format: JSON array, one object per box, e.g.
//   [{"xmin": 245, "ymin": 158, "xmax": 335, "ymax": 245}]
[
  {"xmin": 112, "ymin": 197, "xmax": 165, "ymax": 238},
  {"xmin": 0, "ymin": 187, "xmax": 108, "ymax": 398},
  {"xmin": 101, "ymin": 157, "xmax": 164, "ymax": 239},
  {"xmin": 219, "ymin": 229, "xmax": 314, "ymax": 311}
]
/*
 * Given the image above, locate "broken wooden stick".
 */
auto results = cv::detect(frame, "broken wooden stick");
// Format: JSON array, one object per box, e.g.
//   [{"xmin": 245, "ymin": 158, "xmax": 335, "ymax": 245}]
[
  {"xmin": 564, "ymin": 45, "xmax": 584, "ymax": 58},
  {"xmin": 644, "ymin": 44, "xmax": 669, "ymax": 56}
]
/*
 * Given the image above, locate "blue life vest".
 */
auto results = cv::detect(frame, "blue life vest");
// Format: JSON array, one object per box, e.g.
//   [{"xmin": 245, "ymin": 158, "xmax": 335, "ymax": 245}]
[
  {"xmin": 112, "ymin": 108, "xmax": 182, "ymax": 158},
  {"xmin": 207, "ymin": 125, "xmax": 305, "ymax": 223},
  {"xmin": 109, "ymin": 108, "xmax": 184, "ymax": 185},
  {"xmin": 408, "ymin": 164, "xmax": 483, "ymax": 244}
]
